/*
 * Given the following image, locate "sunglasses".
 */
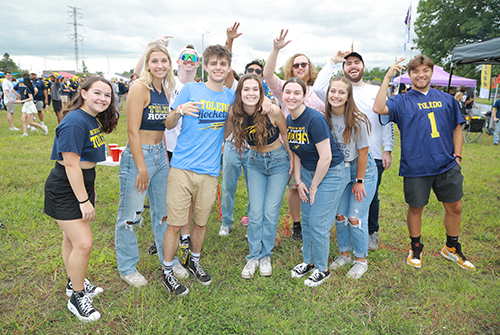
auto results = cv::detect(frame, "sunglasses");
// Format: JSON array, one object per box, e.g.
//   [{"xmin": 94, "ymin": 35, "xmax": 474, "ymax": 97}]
[
  {"xmin": 180, "ymin": 53, "xmax": 199, "ymax": 62},
  {"xmin": 246, "ymin": 68, "xmax": 262, "ymax": 75},
  {"xmin": 292, "ymin": 62, "xmax": 309, "ymax": 69}
]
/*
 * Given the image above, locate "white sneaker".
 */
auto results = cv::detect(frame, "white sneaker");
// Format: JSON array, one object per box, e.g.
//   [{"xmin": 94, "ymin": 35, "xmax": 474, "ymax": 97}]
[
  {"xmin": 30, "ymin": 126, "xmax": 38, "ymax": 132},
  {"xmin": 218, "ymin": 225, "xmax": 230, "ymax": 236},
  {"xmin": 330, "ymin": 255, "xmax": 351, "ymax": 270},
  {"xmin": 21, "ymin": 133, "xmax": 28, "ymax": 137},
  {"xmin": 42, "ymin": 125, "xmax": 49, "ymax": 135},
  {"xmin": 346, "ymin": 260, "xmax": 368, "ymax": 280},
  {"xmin": 259, "ymin": 256, "xmax": 272, "ymax": 276},
  {"xmin": 120, "ymin": 271, "xmax": 148, "ymax": 287},
  {"xmin": 173, "ymin": 264, "xmax": 189, "ymax": 280},
  {"xmin": 10, "ymin": 127, "xmax": 20, "ymax": 131},
  {"xmin": 368, "ymin": 232, "xmax": 379, "ymax": 251},
  {"xmin": 241, "ymin": 259, "xmax": 258, "ymax": 279}
]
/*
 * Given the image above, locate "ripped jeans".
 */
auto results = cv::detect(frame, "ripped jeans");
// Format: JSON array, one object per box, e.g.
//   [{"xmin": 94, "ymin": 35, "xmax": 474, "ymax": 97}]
[
  {"xmin": 115, "ymin": 141, "xmax": 176, "ymax": 276},
  {"xmin": 335, "ymin": 154, "xmax": 377, "ymax": 259}
]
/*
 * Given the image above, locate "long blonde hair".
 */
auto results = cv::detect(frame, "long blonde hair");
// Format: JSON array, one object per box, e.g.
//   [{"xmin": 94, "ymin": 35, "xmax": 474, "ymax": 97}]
[
  {"xmin": 283, "ymin": 53, "xmax": 318, "ymax": 86},
  {"xmin": 138, "ymin": 43, "xmax": 175, "ymax": 95}
]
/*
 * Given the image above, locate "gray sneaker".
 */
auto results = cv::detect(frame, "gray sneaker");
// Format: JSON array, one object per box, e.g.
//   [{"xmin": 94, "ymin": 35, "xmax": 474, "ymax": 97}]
[
  {"xmin": 368, "ymin": 232, "xmax": 379, "ymax": 251},
  {"xmin": 346, "ymin": 260, "xmax": 368, "ymax": 280},
  {"xmin": 329, "ymin": 255, "xmax": 351, "ymax": 270}
]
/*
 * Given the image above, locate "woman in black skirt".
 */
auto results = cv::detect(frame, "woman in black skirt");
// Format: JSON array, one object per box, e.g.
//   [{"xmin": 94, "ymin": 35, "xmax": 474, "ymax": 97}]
[{"xmin": 44, "ymin": 76, "xmax": 118, "ymax": 322}]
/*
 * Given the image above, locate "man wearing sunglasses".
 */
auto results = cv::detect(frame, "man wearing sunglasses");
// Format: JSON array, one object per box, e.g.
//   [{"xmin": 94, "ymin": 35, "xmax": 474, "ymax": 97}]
[{"xmin": 313, "ymin": 50, "xmax": 394, "ymax": 253}]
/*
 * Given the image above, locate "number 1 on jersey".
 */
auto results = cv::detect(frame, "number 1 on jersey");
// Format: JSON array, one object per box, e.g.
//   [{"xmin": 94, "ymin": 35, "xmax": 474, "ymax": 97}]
[{"xmin": 427, "ymin": 112, "xmax": 440, "ymax": 138}]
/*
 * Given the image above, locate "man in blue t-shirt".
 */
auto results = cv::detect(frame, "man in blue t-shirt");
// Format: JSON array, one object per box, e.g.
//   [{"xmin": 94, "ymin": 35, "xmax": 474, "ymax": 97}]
[
  {"xmin": 373, "ymin": 54, "xmax": 475, "ymax": 272},
  {"xmin": 492, "ymin": 99, "xmax": 500, "ymax": 145},
  {"xmin": 30, "ymin": 72, "xmax": 48, "ymax": 127},
  {"xmin": 161, "ymin": 44, "xmax": 235, "ymax": 296}
]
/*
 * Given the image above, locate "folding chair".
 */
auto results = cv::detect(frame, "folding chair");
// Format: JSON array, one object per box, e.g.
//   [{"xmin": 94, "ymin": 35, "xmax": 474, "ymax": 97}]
[{"xmin": 463, "ymin": 118, "xmax": 486, "ymax": 143}]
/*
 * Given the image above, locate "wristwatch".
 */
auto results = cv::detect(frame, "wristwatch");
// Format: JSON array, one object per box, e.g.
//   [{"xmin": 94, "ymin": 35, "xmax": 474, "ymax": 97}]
[{"xmin": 355, "ymin": 178, "xmax": 364, "ymax": 184}]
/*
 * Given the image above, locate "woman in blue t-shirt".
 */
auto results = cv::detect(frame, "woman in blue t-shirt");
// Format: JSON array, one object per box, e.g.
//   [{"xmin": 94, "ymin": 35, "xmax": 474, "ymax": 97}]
[
  {"xmin": 114, "ymin": 43, "xmax": 184, "ymax": 290},
  {"xmin": 285, "ymin": 77, "xmax": 348, "ymax": 287},
  {"xmin": 44, "ymin": 77, "xmax": 118, "ymax": 322},
  {"xmin": 325, "ymin": 76, "xmax": 377, "ymax": 280},
  {"xmin": 225, "ymin": 73, "xmax": 293, "ymax": 279}
]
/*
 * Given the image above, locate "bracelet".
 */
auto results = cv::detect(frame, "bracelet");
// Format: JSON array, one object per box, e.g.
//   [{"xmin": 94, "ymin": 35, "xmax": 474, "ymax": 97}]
[
  {"xmin": 295, "ymin": 180, "xmax": 303, "ymax": 188},
  {"xmin": 455, "ymin": 153, "xmax": 462, "ymax": 161},
  {"xmin": 179, "ymin": 105, "xmax": 184, "ymax": 116},
  {"xmin": 78, "ymin": 197, "xmax": 89, "ymax": 204}
]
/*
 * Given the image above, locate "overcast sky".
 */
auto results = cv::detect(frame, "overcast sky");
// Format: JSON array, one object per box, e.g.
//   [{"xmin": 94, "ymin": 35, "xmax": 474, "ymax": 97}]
[{"xmin": 2, "ymin": 0, "xmax": 420, "ymax": 75}]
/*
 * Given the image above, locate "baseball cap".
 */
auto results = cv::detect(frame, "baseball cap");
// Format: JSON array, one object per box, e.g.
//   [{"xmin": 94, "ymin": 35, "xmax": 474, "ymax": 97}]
[{"xmin": 342, "ymin": 52, "xmax": 364, "ymax": 67}]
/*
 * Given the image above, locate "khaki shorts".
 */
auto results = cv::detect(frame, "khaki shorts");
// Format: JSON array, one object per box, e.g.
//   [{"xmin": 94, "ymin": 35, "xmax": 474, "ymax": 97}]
[
  {"xmin": 61, "ymin": 95, "xmax": 68, "ymax": 103},
  {"xmin": 5, "ymin": 102, "xmax": 16, "ymax": 114},
  {"xmin": 166, "ymin": 168, "xmax": 218, "ymax": 227}
]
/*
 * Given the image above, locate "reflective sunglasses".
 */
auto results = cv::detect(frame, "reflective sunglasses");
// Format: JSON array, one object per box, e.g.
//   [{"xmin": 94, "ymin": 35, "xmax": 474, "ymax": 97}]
[
  {"xmin": 246, "ymin": 68, "xmax": 263, "ymax": 75},
  {"xmin": 292, "ymin": 62, "xmax": 308, "ymax": 69},
  {"xmin": 180, "ymin": 53, "xmax": 199, "ymax": 62}
]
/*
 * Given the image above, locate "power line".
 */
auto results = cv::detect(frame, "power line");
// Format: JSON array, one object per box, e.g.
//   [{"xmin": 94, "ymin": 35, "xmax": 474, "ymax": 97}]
[{"xmin": 67, "ymin": 6, "xmax": 83, "ymax": 72}]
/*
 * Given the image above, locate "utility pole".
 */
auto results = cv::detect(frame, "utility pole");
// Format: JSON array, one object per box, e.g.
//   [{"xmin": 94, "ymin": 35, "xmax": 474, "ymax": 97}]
[{"xmin": 67, "ymin": 6, "xmax": 83, "ymax": 72}]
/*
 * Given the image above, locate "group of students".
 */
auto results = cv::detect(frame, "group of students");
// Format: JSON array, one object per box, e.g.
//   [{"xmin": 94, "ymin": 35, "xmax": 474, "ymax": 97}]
[{"xmin": 43, "ymin": 24, "xmax": 475, "ymax": 323}]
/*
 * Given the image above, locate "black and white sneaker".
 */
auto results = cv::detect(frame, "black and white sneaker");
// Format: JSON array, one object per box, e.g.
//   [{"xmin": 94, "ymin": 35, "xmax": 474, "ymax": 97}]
[
  {"xmin": 189, "ymin": 260, "xmax": 212, "ymax": 286},
  {"xmin": 67, "ymin": 291, "xmax": 101, "ymax": 322},
  {"xmin": 291, "ymin": 263, "xmax": 315, "ymax": 278},
  {"xmin": 66, "ymin": 278, "xmax": 103, "ymax": 298},
  {"xmin": 161, "ymin": 272, "xmax": 189, "ymax": 296},
  {"xmin": 304, "ymin": 269, "xmax": 330, "ymax": 287}
]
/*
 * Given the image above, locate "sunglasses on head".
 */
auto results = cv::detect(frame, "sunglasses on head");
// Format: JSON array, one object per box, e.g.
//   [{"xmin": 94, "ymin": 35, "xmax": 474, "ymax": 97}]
[
  {"xmin": 180, "ymin": 53, "xmax": 199, "ymax": 62},
  {"xmin": 246, "ymin": 68, "xmax": 262, "ymax": 75},
  {"xmin": 292, "ymin": 62, "xmax": 308, "ymax": 69}
]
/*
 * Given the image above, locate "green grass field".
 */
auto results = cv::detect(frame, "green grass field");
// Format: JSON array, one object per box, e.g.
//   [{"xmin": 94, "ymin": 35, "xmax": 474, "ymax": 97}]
[{"xmin": 0, "ymin": 105, "xmax": 499, "ymax": 334}]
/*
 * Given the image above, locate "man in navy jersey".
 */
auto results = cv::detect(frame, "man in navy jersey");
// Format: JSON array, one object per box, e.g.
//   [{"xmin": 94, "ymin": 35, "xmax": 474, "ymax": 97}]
[{"xmin": 373, "ymin": 55, "xmax": 475, "ymax": 271}]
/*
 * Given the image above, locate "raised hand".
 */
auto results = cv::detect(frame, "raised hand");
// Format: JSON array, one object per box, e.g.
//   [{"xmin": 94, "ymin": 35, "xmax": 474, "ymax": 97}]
[{"xmin": 273, "ymin": 29, "xmax": 291, "ymax": 50}]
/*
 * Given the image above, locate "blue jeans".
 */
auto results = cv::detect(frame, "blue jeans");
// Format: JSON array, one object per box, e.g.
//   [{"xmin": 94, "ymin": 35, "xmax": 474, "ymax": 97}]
[
  {"xmin": 494, "ymin": 120, "xmax": 500, "ymax": 144},
  {"xmin": 336, "ymin": 154, "xmax": 377, "ymax": 259},
  {"xmin": 368, "ymin": 159, "xmax": 385, "ymax": 234},
  {"xmin": 115, "ymin": 141, "xmax": 177, "ymax": 276},
  {"xmin": 246, "ymin": 145, "xmax": 289, "ymax": 260},
  {"xmin": 301, "ymin": 163, "xmax": 348, "ymax": 272},
  {"xmin": 221, "ymin": 140, "xmax": 249, "ymax": 229}
]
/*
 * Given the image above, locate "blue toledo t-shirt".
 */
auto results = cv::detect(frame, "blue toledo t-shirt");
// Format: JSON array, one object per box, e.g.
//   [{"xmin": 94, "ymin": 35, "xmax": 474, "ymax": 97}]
[
  {"xmin": 33, "ymin": 79, "xmax": 46, "ymax": 101},
  {"xmin": 170, "ymin": 82, "xmax": 235, "ymax": 177},
  {"xmin": 494, "ymin": 99, "xmax": 500, "ymax": 119},
  {"xmin": 286, "ymin": 106, "xmax": 344, "ymax": 171},
  {"xmin": 386, "ymin": 88, "xmax": 465, "ymax": 177},
  {"xmin": 50, "ymin": 109, "xmax": 106, "ymax": 162}
]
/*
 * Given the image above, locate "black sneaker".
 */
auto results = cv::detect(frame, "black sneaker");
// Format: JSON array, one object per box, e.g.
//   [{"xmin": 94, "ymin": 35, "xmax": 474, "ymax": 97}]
[
  {"xmin": 67, "ymin": 291, "xmax": 101, "ymax": 322},
  {"xmin": 179, "ymin": 236, "xmax": 191, "ymax": 268},
  {"xmin": 407, "ymin": 242, "xmax": 424, "ymax": 268},
  {"xmin": 304, "ymin": 269, "xmax": 330, "ymax": 287},
  {"xmin": 291, "ymin": 262, "xmax": 315, "ymax": 278},
  {"xmin": 161, "ymin": 272, "xmax": 189, "ymax": 296},
  {"xmin": 189, "ymin": 260, "xmax": 212, "ymax": 286},
  {"xmin": 148, "ymin": 242, "xmax": 158, "ymax": 255},
  {"xmin": 66, "ymin": 278, "xmax": 103, "ymax": 298},
  {"xmin": 292, "ymin": 223, "xmax": 302, "ymax": 241}
]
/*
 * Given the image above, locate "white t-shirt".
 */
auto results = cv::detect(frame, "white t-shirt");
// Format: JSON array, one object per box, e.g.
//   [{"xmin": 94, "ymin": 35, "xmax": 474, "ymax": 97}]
[
  {"xmin": 165, "ymin": 77, "xmax": 184, "ymax": 153},
  {"xmin": 313, "ymin": 61, "xmax": 394, "ymax": 160},
  {"xmin": 331, "ymin": 113, "xmax": 371, "ymax": 162},
  {"xmin": 2, "ymin": 79, "xmax": 16, "ymax": 104}
]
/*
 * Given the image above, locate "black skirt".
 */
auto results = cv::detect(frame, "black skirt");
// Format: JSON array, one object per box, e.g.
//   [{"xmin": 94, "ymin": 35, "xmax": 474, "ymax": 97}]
[{"xmin": 44, "ymin": 162, "xmax": 96, "ymax": 220}]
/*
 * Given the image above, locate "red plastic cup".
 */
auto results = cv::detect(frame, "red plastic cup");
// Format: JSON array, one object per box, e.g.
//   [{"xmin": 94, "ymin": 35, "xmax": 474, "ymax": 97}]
[
  {"xmin": 110, "ymin": 147, "xmax": 121, "ymax": 162},
  {"xmin": 108, "ymin": 143, "xmax": 118, "ymax": 151}
]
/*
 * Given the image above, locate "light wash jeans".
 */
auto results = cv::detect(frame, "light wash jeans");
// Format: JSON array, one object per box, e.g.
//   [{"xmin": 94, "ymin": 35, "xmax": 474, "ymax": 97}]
[
  {"xmin": 494, "ymin": 120, "xmax": 500, "ymax": 145},
  {"xmin": 336, "ymin": 154, "xmax": 378, "ymax": 259},
  {"xmin": 301, "ymin": 163, "xmax": 348, "ymax": 272},
  {"xmin": 221, "ymin": 140, "xmax": 249, "ymax": 229},
  {"xmin": 246, "ymin": 145, "xmax": 290, "ymax": 261},
  {"xmin": 115, "ymin": 141, "xmax": 177, "ymax": 276}
]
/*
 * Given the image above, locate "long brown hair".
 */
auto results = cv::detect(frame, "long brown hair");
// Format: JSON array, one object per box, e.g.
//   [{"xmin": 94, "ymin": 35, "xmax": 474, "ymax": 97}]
[
  {"xmin": 232, "ymin": 74, "xmax": 266, "ymax": 154},
  {"xmin": 283, "ymin": 53, "xmax": 317, "ymax": 86},
  {"xmin": 325, "ymin": 76, "xmax": 371, "ymax": 143},
  {"xmin": 63, "ymin": 76, "xmax": 119, "ymax": 134}
]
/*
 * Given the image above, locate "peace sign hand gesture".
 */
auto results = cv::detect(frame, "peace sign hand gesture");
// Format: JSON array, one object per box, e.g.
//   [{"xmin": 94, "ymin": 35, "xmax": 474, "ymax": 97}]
[
  {"xmin": 273, "ymin": 29, "xmax": 291, "ymax": 50},
  {"xmin": 386, "ymin": 57, "xmax": 406, "ymax": 78}
]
